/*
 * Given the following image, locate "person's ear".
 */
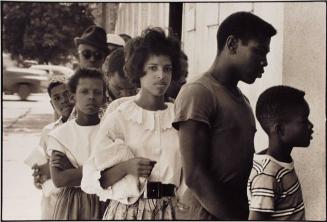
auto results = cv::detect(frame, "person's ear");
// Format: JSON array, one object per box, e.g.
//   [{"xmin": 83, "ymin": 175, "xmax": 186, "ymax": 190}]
[
  {"xmin": 102, "ymin": 94, "xmax": 106, "ymax": 105},
  {"xmin": 272, "ymin": 122, "xmax": 285, "ymax": 138},
  {"xmin": 226, "ymin": 35, "xmax": 238, "ymax": 54},
  {"xmin": 102, "ymin": 86, "xmax": 107, "ymax": 105},
  {"xmin": 269, "ymin": 122, "xmax": 279, "ymax": 134},
  {"xmin": 123, "ymin": 65, "xmax": 128, "ymax": 76},
  {"xmin": 50, "ymin": 100, "xmax": 54, "ymax": 109},
  {"xmin": 69, "ymin": 93, "xmax": 76, "ymax": 105}
]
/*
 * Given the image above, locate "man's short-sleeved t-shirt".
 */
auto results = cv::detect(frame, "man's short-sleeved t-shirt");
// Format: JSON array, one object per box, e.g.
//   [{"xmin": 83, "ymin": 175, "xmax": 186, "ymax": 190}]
[
  {"xmin": 247, "ymin": 153, "xmax": 305, "ymax": 220},
  {"xmin": 173, "ymin": 73, "xmax": 256, "ymax": 219}
]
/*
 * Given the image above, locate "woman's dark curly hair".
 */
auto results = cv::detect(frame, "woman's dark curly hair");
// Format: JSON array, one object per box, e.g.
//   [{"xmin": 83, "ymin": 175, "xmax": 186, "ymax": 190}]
[{"xmin": 124, "ymin": 27, "xmax": 182, "ymax": 87}]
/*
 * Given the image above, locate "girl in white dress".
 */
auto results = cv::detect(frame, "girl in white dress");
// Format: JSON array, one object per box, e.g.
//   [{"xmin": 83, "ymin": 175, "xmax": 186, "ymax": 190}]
[
  {"xmin": 47, "ymin": 68, "xmax": 106, "ymax": 219},
  {"xmin": 81, "ymin": 27, "xmax": 183, "ymax": 220}
]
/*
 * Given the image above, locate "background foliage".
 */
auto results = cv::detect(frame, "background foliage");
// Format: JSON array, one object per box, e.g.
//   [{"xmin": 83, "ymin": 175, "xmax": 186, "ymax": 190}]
[{"xmin": 3, "ymin": 2, "xmax": 95, "ymax": 64}]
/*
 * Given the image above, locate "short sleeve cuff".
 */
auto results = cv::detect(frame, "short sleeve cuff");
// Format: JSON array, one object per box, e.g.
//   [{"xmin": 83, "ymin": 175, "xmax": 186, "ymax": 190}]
[{"xmin": 173, "ymin": 83, "xmax": 214, "ymax": 130}]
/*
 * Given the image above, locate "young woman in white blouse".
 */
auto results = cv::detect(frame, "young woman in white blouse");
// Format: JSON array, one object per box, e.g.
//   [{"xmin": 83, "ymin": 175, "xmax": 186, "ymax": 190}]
[{"xmin": 81, "ymin": 27, "xmax": 183, "ymax": 220}]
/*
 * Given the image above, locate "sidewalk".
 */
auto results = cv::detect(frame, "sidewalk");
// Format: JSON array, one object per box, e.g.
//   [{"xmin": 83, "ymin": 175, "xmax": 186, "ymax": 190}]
[{"xmin": 2, "ymin": 93, "xmax": 53, "ymax": 220}]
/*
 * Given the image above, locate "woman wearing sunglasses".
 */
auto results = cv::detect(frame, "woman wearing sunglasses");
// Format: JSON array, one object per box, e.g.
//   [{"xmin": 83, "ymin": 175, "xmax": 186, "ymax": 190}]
[{"xmin": 81, "ymin": 27, "xmax": 183, "ymax": 220}]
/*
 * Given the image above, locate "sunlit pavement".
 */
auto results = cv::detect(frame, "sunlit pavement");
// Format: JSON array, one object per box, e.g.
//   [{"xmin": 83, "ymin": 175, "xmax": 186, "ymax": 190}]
[{"xmin": 2, "ymin": 93, "xmax": 54, "ymax": 220}]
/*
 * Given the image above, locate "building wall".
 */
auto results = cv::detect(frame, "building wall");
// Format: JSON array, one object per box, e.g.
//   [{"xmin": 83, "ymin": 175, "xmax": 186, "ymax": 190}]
[
  {"xmin": 282, "ymin": 3, "xmax": 326, "ymax": 220},
  {"xmin": 115, "ymin": 3, "xmax": 169, "ymax": 37}
]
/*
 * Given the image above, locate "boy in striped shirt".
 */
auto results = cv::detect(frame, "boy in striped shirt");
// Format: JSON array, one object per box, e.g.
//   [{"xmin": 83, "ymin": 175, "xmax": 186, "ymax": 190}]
[{"xmin": 247, "ymin": 86, "xmax": 314, "ymax": 220}]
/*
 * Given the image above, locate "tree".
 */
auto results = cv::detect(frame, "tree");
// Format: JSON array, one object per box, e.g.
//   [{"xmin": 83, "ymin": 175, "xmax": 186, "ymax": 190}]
[{"xmin": 3, "ymin": 2, "xmax": 95, "ymax": 64}]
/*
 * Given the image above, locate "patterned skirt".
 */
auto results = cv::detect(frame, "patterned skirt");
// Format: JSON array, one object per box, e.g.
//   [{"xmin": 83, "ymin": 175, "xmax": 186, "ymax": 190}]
[
  {"xmin": 102, "ymin": 197, "xmax": 177, "ymax": 220},
  {"xmin": 52, "ymin": 187, "xmax": 104, "ymax": 220}
]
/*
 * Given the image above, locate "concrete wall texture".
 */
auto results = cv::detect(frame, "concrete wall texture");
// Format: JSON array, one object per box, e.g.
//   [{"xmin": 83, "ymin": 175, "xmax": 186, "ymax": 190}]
[
  {"xmin": 115, "ymin": 3, "xmax": 169, "ymax": 37},
  {"xmin": 111, "ymin": 2, "xmax": 326, "ymax": 220},
  {"xmin": 282, "ymin": 3, "xmax": 326, "ymax": 220}
]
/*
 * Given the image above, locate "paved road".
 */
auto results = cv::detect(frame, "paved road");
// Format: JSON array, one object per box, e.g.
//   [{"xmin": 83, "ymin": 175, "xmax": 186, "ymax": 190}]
[{"xmin": 2, "ymin": 93, "xmax": 54, "ymax": 220}]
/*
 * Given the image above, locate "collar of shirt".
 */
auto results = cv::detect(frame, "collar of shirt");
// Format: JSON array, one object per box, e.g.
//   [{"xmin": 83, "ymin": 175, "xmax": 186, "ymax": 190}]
[
  {"xmin": 116, "ymin": 100, "xmax": 175, "ymax": 132},
  {"xmin": 54, "ymin": 116, "xmax": 64, "ymax": 127},
  {"xmin": 254, "ymin": 153, "xmax": 294, "ymax": 170}
]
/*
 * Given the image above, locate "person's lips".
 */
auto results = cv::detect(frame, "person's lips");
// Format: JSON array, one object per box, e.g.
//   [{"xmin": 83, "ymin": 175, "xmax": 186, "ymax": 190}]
[
  {"xmin": 154, "ymin": 82, "xmax": 168, "ymax": 88},
  {"xmin": 257, "ymin": 69, "xmax": 264, "ymax": 78},
  {"xmin": 61, "ymin": 105, "xmax": 72, "ymax": 112},
  {"xmin": 86, "ymin": 103, "xmax": 98, "ymax": 108}
]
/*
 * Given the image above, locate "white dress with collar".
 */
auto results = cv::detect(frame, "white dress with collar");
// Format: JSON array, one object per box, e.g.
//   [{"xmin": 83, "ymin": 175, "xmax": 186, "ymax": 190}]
[{"xmin": 81, "ymin": 99, "xmax": 182, "ymax": 205}]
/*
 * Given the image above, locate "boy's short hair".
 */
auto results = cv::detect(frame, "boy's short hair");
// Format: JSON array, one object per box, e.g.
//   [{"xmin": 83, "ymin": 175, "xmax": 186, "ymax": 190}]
[
  {"xmin": 68, "ymin": 68, "xmax": 106, "ymax": 94},
  {"xmin": 47, "ymin": 81, "xmax": 65, "ymax": 97},
  {"xmin": 102, "ymin": 48, "xmax": 125, "ymax": 78},
  {"xmin": 256, "ymin": 85, "xmax": 306, "ymax": 133},
  {"xmin": 217, "ymin": 11, "xmax": 277, "ymax": 52}
]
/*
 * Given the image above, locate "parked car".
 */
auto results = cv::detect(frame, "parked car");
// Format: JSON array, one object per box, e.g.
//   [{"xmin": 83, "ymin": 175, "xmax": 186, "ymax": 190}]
[
  {"xmin": 29, "ymin": 64, "xmax": 74, "ymax": 80},
  {"xmin": 3, "ymin": 67, "xmax": 48, "ymax": 100}
]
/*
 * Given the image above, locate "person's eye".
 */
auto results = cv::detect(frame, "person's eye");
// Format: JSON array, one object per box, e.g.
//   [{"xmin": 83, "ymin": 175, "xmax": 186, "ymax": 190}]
[
  {"xmin": 95, "ymin": 90, "xmax": 102, "ymax": 95},
  {"xmin": 163, "ymin": 66, "xmax": 173, "ymax": 73},
  {"xmin": 299, "ymin": 119, "xmax": 308, "ymax": 124},
  {"xmin": 53, "ymin": 97, "xmax": 59, "ymax": 101},
  {"xmin": 254, "ymin": 48, "xmax": 267, "ymax": 56},
  {"xmin": 148, "ymin": 66, "xmax": 158, "ymax": 71}
]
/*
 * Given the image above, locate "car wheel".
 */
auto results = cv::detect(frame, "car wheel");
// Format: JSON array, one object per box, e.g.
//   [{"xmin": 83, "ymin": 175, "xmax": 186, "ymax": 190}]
[{"xmin": 17, "ymin": 84, "xmax": 32, "ymax": 100}]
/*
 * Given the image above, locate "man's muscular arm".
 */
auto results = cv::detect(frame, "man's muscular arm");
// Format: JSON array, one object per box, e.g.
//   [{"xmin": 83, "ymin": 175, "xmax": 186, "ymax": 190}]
[{"xmin": 178, "ymin": 120, "xmax": 233, "ymax": 219}]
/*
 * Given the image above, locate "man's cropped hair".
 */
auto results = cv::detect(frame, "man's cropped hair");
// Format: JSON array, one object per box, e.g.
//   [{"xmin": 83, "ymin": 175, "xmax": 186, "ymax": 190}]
[
  {"xmin": 217, "ymin": 11, "xmax": 277, "ymax": 52},
  {"xmin": 47, "ymin": 81, "xmax": 65, "ymax": 97}
]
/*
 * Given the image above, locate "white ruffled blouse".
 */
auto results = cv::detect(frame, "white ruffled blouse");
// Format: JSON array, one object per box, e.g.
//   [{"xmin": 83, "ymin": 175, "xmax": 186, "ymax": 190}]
[{"xmin": 81, "ymin": 99, "xmax": 182, "ymax": 205}]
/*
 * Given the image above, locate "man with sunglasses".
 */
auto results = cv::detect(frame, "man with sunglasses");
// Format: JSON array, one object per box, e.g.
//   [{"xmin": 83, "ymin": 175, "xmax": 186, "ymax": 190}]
[
  {"xmin": 74, "ymin": 25, "xmax": 109, "ymax": 69},
  {"xmin": 66, "ymin": 25, "xmax": 109, "ymax": 121}
]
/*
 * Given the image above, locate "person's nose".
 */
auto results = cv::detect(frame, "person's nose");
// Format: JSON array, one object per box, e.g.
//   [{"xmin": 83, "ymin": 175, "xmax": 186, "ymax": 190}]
[
  {"xmin": 88, "ymin": 91, "xmax": 96, "ymax": 100},
  {"xmin": 261, "ymin": 56, "xmax": 268, "ymax": 67},
  {"xmin": 156, "ymin": 68, "xmax": 165, "ymax": 80},
  {"xmin": 60, "ymin": 96, "xmax": 68, "ymax": 105},
  {"xmin": 89, "ymin": 55, "xmax": 96, "ymax": 62},
  {"xmin": 308, "ymin": 120, "xmax": 314, "ymax": 130}
]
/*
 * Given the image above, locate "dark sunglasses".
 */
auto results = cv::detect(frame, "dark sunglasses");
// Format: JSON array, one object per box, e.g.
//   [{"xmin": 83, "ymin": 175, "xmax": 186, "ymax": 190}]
[{"xmin": 79, "ymin": 50, "xmax": 104, "ymax": 61}]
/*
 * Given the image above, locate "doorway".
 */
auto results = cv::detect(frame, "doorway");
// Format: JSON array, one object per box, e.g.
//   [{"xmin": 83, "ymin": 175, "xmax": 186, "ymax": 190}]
[{"xmin": 169, "ymin": 3, "xmax": 183, "ymax": 41}]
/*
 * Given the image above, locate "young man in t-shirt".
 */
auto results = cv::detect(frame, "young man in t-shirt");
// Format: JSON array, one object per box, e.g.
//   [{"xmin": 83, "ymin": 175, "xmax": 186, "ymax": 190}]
[
  {"xmin": 172, "ymin": 12, "xmax": 277, "ymax": 220},
  {"xmin": 25, "ymin": 80, "xmax": 74, "ymax": 219}
]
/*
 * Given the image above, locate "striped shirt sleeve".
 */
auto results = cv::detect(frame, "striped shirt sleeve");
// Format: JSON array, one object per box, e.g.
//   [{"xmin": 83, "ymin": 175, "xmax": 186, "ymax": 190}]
[{"xmin": 249, "ymin": 173, "xmax": 277, "ymax": 213}]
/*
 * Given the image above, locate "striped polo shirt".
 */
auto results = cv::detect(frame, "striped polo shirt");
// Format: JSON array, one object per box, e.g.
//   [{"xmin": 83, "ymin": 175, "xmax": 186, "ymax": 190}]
[{"xmin": 247, "ymin": 153, "xmax": 305, "ymax": 220}]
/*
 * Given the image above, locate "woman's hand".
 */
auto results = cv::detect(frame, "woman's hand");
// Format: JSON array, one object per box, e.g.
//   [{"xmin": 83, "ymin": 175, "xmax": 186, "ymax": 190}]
[
  {"xmin": 99, "ymin": 157, "xmax": 156, "ymax": 188},
  {"xmin": 123, "ymin": 158, "xmax": 156, "ymax": 178}
]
